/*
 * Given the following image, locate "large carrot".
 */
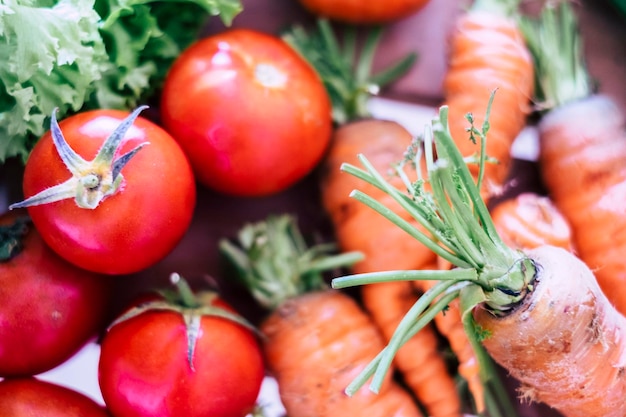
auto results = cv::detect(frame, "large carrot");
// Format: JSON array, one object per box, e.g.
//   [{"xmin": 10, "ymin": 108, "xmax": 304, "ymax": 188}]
[
  {"xmin": 285, "ymin": 21, "xmax": 470, "ymax": 416},
  {"xmin": 520, "ymin": 1, "xmax": 626, "ymax": 316},
  {"xmin": 219, "ymin": 215, "xmax": 424, "ymax": 417},
  {"xmin": 331, "ymin": 100, "xmax": 626, "ymax": 416},
  {"xmin": 444, "ymin": 0, "xmax": 534, "ymax": 199}
]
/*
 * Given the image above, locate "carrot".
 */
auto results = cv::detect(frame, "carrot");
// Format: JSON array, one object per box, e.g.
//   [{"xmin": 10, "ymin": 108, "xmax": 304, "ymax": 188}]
[
  {"xmin": 219, "ymin": 215, "xmax": 425, "ymax": 417},
  {"xmin": 285, "ymin": 21, "xmax": 471, "ymax": 416},
  {"xmin": 331, "ymin": 99, "xmax": 626, "ymax": 416},
  {"xmin": 490, "ymin": 192, "xmax": 574, "ymax": 252},
  {"xmin": 520, "ymin": 1, "xmax": 626, "ymax": 315},
  {"xmin": 444, "ymin": 0, "xmax": 534, "ymax": 199}
]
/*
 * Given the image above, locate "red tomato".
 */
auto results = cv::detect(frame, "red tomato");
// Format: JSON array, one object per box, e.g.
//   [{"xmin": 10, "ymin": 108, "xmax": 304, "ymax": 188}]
[
  {"xmin": 0, "ymin": 377, "xmax": 110, "ymax": 416},
  {"xmin": 98, "ymin": 290, "xmax": 265, "ymax": 417},
  {"xmin": 17, "ymin": 109, "xmax": 196, "ymax": 275},
  {"xmin": 296, "ymin": 0, "xmax": 432, "ymax": 24},
  {"xmin": 160, "ymin": 29, "xmax": 332, "ymax": 197},
  {"xmin": 0, "ymin": 211, "xmax": 111, "ymax": 377}
]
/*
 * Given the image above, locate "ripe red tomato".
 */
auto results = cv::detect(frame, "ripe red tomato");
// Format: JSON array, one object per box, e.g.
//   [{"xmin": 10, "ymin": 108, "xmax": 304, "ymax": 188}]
[
  {"xmin": 16, "ymin": 109, "xmax": 196, "ymax": 275},
  {"xmin": 160, "ymin": 28, "xmax": 332, "ymax": 197},
  {"xmin": 98, "ymin": 286, "xmax": 265, "ymax": 417},
  {"xmin": 0, "ymin": 377, "xmax": 110, "ymax": 416},
  {"xmin": 296, "ymin": 0, "xmax": 431, "ymax": 24},
  {"xmin": 0, "ymin": 211, "xmax": 111, "ymax": 377}
]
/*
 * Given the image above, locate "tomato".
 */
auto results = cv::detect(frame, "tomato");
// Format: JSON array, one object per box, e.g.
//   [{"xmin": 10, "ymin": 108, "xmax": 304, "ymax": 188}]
[
  {"xmin": 13, "ymin": 108, "xmax": 196, "ymax": 275},
  {"xmin": 0, "ymin": 211, "xmax": 111, "ymax": 377},
  {"xmin": 296, "ymin": 0, "xmax": 431, "ymax": 24},
  {"xmin": 160, "ymin": 29, "xmax": 332, "ymax": 197},
  {"xmin": 0, "ymin": 377, "xmax": 110, "ymax": 416},
  {"xmin": 98, "ymin": 276, "xmax": 265, "ymax": 417}
]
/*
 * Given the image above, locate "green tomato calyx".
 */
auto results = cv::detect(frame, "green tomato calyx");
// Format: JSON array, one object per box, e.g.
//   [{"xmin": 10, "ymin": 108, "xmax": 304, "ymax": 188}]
[
  {"xmin": 0, "ymin": 216, "xmax": 31, "ymax": 262},
  {"xmin": 108, "ymin": 273, "xmax": 259, "ymax": 372},
  {"xmin": 9, "ymin": 106, "xmax": 150, "ymax": 210}
]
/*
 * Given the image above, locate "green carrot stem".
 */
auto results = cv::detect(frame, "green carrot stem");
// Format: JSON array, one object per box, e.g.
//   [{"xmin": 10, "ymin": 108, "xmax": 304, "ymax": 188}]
[
  {"xmin": 371, "ymin": 286, "xmax": 462, "ymax": 390},
  {"xmin": 343, "ymin": 281, "xmax": 462, "ymax": 395},
  {"xmin": 342, "ymin": 163, "xmax": 456, "ymax": 255},
  {"xmin": 347, "ymin": 188, "xmax": 470, "ymax": 267},
  {"xmin": 332, "ymin": 268, "xmax": 478, "ymax": 288},
  {"xmin": 520, "ymin": 1, "xmax": 591, "ymax": 110}
]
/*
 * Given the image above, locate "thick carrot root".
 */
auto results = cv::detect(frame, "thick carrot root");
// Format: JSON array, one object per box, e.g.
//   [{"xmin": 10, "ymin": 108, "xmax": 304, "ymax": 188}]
[
  {"xmin": 444, "ymin": 8, "xmax": 534, "ymax": 198},
  {"xmin": 474, "ymin": 245, "xmax": 626, "ymax": 416},
  {"xmin": 539, "ymin": 95, "xmax": 626, "ymax": 315},
  {"xmin": 362, "ymin": 281, "xmax": 463, "ymax": 417},
  {"xmin": 261, "ymin": 290, "xmax": 423, "ymax": 417}
]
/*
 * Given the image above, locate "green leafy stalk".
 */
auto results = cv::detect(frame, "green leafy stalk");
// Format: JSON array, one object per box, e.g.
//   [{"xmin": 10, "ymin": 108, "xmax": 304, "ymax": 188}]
[
  {"xmin": 519, "ymin": 1, "xmax": 591, "ymax": 111},
  {"xmin": 330, "ymin": 93, "xmax": 535, "ymax": 407},
  {"xmin": 282, "ymin": 18, "xmax": 417, "ymax": 125}
]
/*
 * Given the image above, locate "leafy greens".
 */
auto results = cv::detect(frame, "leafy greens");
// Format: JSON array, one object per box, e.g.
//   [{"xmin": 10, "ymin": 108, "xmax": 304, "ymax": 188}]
[{"xmin": 0, "ymin": 0, "xmax": 241, "ymax": 162}]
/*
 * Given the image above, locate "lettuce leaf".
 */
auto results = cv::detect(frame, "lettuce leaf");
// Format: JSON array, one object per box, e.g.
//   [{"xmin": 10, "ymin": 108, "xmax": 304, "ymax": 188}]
[{"xmin": 0, "ymin": 0, "xmax": 241, "ymax": 163}]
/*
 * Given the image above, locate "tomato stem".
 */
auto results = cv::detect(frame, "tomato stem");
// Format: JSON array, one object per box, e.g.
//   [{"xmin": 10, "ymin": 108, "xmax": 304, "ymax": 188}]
[
  {"xmin": 169, "ymin": 272, "xmax": 200, "ymax": 309},
  {"xmin": 9, "ymin": 106, "xmax": 150, "ymax": 210}
]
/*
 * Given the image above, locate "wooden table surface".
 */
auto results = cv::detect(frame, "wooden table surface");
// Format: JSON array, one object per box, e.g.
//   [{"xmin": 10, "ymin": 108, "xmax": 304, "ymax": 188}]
[{"xmin": 0, "ymin": 1, "xmax": 624, "ymax": 416}]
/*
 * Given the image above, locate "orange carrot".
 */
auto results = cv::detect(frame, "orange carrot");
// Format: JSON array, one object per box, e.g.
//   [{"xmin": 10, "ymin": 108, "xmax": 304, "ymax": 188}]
[
  {"xmin": 219, "ymin": 215, "xmax": 424, "ymax": 417},
  {"xmin": 521, "ymin": 2, "xmax": 626, "ymax": 315},
  {"xmin": 331, "ymin": 102, "xmax": 626, "ymax": 417},
  {"xmin": 444, "ymin": 0, "xmax": 534, "ymax": 199},
  {"xmin": 490, "ymin": 192, "xmax": 574, "ymax": 252}
]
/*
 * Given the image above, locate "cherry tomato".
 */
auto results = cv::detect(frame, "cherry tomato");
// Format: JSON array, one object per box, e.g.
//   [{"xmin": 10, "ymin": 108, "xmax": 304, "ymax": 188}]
[
  {"xmin": 0, "ymin": 377, "xmax": 110, "ymax": 416},
  {"xmin": 0, "ymin": 211, "xmax": 111, "ymax": 377},
  {"xmin": 160, "ymin": 29, "xmax": 332, "ymax": 197},
  {"xmin": 296, "ymin": 0, "xmax": 432, "ymax": 24},
  {"xmin": 14, "ymin": 109, "xmax": 196, "ymax": 275},
  {"xmin": 98, "ymin": 276, "xmax": 265, "ymax": 417}
]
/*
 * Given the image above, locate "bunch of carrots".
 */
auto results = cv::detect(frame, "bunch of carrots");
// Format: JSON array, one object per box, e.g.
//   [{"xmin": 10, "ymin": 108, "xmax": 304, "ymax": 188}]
[
  {"xmin": 285, "ymin": 0, "xmax": 538, "ymax": 412},
  {"xmin": 519, "ymin": 1, "xmax": 626, "ymax": 317},
  {"xmin": 331, "ymin": 94, "xmax": 626, "ymax": 416},
  {"xmin": 214, "ymin": 1, "xmax": 624, "ymax": 416},
  {"xmin": 285, "ymin": 18, "xmax": 486, "ymax": 416}
]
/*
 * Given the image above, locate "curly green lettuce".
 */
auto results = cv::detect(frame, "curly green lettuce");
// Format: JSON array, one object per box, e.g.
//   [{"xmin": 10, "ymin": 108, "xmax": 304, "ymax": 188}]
[{"xmin": 0, "ymin": 0, "xmax": 241, "ymax": 163}]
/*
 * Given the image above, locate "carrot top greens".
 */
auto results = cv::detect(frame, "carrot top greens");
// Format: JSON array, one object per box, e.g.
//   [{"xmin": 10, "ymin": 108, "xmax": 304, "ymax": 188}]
[
  {"xmin": 282, "ymin": 19, "xmax": 416, "ymax": 125},
  {"xmin": 219, "ymin": 215, "xmax": 363, "ymax": 310},
  {"xmin": 520, "ymin": 1, "xmax": 592, "ymax": 110},
  {"xmin": 330, "ymin": 92, "xmax": 534, "ymax": 408}
]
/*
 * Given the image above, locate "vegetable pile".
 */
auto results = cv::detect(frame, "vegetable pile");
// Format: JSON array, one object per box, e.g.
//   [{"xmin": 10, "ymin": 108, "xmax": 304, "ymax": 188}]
[{"xmin": 0, "ymin": 1, "xmax": 624, "ymax": 417}]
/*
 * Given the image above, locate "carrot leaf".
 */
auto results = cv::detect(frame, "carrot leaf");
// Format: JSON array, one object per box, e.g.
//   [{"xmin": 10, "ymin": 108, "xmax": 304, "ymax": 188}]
[
  {"xmin": 282, "ymin": 18, "xmax": 417, "ymax": 124},
  {"xmin": 519, "ymin": 1, "xmax": 591, "ymax": 110}
]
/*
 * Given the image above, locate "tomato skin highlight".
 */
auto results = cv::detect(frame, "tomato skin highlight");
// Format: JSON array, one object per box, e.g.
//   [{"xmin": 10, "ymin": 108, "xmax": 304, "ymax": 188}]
[
  {"xmin": 20, "ymin": 110, "xmax": 196, "ymax": 275},
  {"xmin": 0, "ymin": 377, "xmax": 110, "ymax": 416},
  {"xmin": 0, "ymin": 211, "xmax": 111, "ymax": 377},
  {"xmin": 98, "ymin": 298, "xmax": 265, "ymax": 417},
  {"xmin": 161, "ymin": 29, "xmax": 333, "ymax": 197}
]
